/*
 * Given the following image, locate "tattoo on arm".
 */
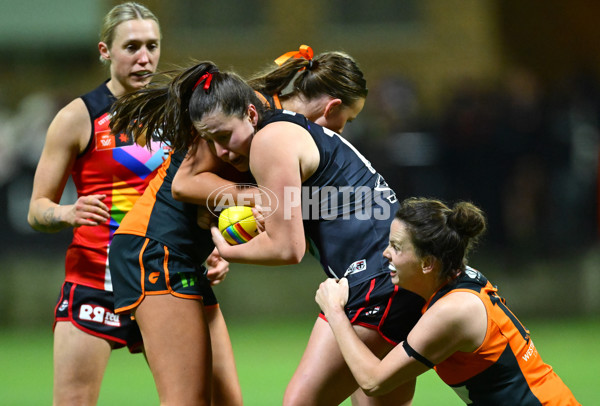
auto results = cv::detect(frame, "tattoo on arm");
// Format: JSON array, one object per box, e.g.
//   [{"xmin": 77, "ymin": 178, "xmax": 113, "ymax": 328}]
[{"xmin": 33, "ymin": 207, "xmax": 65, "ymax": 232}]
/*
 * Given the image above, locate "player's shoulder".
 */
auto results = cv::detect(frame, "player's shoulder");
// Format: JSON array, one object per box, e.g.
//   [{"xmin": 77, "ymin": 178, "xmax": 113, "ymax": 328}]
[
  {"xmin": 435, "ymin": 290, "xmax": 483, "ymax": 313},
  {"xmin": 255, "ymin": 120, "xmax": 309, "ymax": 150},
  {"xmin": 46, "ymin": 97, "xmax": 91, "ymax": 147},
  {"xmin": 53, "ymin": 97, "xmax": 89, "ymax": 126},
  {"xmin": 421, "ymin": 290, "xmax": 487, "ymax": 351},
  {"xmin": 428, "ymin": 290, "xmax": 485, "ymax": 330}
]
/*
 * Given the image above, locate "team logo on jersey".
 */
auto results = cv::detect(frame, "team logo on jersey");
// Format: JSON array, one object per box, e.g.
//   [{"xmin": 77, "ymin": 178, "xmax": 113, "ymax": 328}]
[
  {"xmin": 465, "ymin": 266, "xmax": 479, "ymax": 279},
  {"xmin": 78, "ymin": 304, "xmax": 121, "ymax": 327},
  {"xmin": 95, "ymin": 127, "xmax": 137, "ymax": 151},
  {"xmin": 375, "ymin": 175, "xmax": 397, "ymax": 204},
  {"xmin": 344, "ymin": 259, "xmax": 367, "ymax": 277},
  {"xmin": 96, "ymin": 130, "xmax": 116, "ymax": 150}
]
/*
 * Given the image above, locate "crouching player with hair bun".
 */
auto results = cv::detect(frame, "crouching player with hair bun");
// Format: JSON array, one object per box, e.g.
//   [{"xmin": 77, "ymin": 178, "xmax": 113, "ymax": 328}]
[{"xmin": 317, "ymin": 197, "xmax": 581, "ymax": 406}]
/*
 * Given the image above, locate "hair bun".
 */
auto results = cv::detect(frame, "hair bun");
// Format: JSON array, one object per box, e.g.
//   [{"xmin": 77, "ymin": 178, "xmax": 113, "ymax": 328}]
[{"xmin": 448, "ymin": 202, "xmax": 487, "ymax": 239}]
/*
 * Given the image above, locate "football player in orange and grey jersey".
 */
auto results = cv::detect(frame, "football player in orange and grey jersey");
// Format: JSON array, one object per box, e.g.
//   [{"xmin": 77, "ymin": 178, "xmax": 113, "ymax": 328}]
[{"xmin": 317, "ymin": 197, "xmax": 580, "ymax": 405}]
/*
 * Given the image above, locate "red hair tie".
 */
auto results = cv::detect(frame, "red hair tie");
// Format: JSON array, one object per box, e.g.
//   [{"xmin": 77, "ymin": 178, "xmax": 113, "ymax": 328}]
[
  {"xmin": 274, "ymin": 44, "xmax": 314, "ymax": 67},
  {"xmin": 193, "ymin": 72, "xmax": 213, "ymax": 91}
]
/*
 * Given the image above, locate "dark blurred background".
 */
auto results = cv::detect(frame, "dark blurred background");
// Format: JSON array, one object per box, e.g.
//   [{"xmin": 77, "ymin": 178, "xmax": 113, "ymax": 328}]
[{"xmin": 1, "ymin": 0, "xmax": 599, "ymax": 328}]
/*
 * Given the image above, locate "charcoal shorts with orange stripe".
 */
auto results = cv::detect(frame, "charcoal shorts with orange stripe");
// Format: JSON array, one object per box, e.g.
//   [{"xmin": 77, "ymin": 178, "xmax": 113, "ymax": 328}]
[
  {"xmin": 320, "ymin": 273, "xmax": 425, "ymax": 345},
  {"xmin": 109, "ymin": 234, "xmax": 218, "ymax": 314}
]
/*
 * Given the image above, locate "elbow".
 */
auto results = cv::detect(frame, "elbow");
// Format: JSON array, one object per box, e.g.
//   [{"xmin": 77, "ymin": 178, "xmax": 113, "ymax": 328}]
[
  {"xmin": 273, "ymin": 242, "xmax": 305, "ymax": 265},
  {"xmin": 359, "ymin": 381, "xmax": 392, "ymax": 398},
  {"xmin": 26, "ymin": 212, "xmax": 36, "ymax": 230},
  {"xmin": 27, "ymin": 212, "xmax": 47, "ymax": 232},
  {"xmin": 356, "ymin": 372, "xmax": 394, "ymax": 397},
  {"xmin": 26, "ymin": 208, "xmax": 41, "ymax": 231},
  {"xmin": 277, "ymin": 248, "xmax": 304, "ymax": 265},
  {"xmin": 361, "ymin": 384, "xmax": 385, "ymax": 397},
  {"xmin": 285, "ymin": 253, "xmax": 304, "ymax": 265},
  {"xmin": 171, "ymin": 182, "xmax": 187, "ymax": 202},
  {"xmin": 286, "ymin": 242, "xmax": 306, "ymax": 264}
]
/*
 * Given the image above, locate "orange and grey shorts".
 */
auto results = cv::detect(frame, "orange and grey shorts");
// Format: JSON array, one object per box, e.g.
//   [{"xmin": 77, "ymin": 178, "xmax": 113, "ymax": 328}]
[{"xmin": 108, "ymin": 234, "xmax": 218, "ymax": 314}]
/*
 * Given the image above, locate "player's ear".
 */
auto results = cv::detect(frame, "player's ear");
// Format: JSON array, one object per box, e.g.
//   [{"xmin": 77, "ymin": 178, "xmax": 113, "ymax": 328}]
[
  {"xmin": 247, "ymin": 104, "xmax": 259, "ymax": 126},
  {"xmin": 98, "ymin": 42, "xmax": 110, "ymax": 62},
  {"xmin": 421, "ymin": 255, "xmax": 436, "ymax": 275},
  {"xmin": 324, "ymin": 98, "xmax": 343, "ymax": 118}
]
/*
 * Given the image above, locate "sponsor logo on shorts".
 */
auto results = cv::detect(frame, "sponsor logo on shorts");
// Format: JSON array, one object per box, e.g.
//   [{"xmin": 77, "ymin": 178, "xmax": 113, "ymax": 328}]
[
  {"xmin": 58, "ymin": 299, "xmax": 68, "ymax": 312},
  {"xmin": 79, "ymin": 304, "xmax": 121, "ymax": 327},
  {"xmin": 344, "ymin": 259, "xmax": 367, "ymax": 277},
  {"xmin": 180, "ymin": 273, "xmax": 198, "ymax": 288}
]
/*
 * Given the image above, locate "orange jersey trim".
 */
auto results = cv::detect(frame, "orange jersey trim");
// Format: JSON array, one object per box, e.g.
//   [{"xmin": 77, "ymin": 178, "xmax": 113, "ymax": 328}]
[{"xmin": 115, "ymin": 153, "xmax": 171, "ymax": 238}]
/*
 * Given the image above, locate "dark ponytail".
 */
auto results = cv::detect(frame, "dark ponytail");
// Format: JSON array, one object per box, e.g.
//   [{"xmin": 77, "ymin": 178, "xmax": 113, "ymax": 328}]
[{"xmin": 111, "ymin": 61, "xmax": 263, "ymax": 152}]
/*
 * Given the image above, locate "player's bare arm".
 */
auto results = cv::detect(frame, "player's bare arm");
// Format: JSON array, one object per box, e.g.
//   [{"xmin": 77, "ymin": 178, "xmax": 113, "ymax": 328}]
[
  {"xmin": 211, "ymin": 122, "xmax": 317, "ymax": 264},
  {"xmin": 28, "ymin": 99, "xmax": 110, "ymax": 232},
  {"xmin": 172, "ymin": 138, "xmax": 259, "ymax": 207},
  {"xmin": 349, "ymin": 292, "xmax": 487, "ymax": 395}
]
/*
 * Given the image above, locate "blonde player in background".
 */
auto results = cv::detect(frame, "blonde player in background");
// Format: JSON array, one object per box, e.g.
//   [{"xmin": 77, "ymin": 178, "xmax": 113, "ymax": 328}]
[{"xmin": 27, "ymin": 3, "xmax": 166, "ymax": 405}]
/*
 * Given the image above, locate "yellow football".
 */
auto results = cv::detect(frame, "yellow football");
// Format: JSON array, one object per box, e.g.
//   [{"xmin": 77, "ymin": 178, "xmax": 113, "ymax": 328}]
[{"xmin": 218, "ymin": 206, "xmax": 259, "ymax": 245}]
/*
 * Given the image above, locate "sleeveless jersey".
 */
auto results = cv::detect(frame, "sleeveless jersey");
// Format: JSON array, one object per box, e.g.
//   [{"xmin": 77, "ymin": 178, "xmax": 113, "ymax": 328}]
[
  {"xmin": 65, "ymin": 81, "xmax": 169, "ymax": 291},
  {"xmin": 115, "ymin": 150, "xmax": 214, "ymax": 265},
  {"xmin": 259, "ymin": 110, "xmax": 399, "ymax": 286},
  {"xmin": 426, "ymin": 267, "xmax": 580, "ymax": 406}
]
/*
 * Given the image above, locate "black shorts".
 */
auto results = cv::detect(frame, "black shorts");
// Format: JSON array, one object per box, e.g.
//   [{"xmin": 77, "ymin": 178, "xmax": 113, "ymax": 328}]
[
  {"xmin": 109, "ymin": 234, "xmax": 218, "ymax": 314},
  {"xmin": 320, "ymin": 273, "xmax": 425, "ymax": 345},
  {"xmin": 54, "ymin": 282, "xmax": 143, "ymax": 353}
]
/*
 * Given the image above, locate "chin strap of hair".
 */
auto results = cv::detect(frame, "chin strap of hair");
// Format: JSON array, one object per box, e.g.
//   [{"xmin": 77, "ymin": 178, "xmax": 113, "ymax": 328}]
[
  {"xmin": 274, "ymin": 44, "xmax": 314, "ymax": 70},
  {"xmin": 193, "ymin": 72, "xmax": 214, "ymax": 92}
]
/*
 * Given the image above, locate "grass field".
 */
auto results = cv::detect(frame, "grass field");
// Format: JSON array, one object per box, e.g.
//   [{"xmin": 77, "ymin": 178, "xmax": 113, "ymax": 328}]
[{"xmin": 0, "ymin": 317, "xmax": 596, "ymax": 405}]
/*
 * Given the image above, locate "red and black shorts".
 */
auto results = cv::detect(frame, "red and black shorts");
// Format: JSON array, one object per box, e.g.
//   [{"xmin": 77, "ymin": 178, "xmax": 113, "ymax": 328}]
[
  {"xmin": 54, "ymin": 282, "xmax": 143, "ymax": 353},
  {"xmin": 320, "ymin": 273, "xmax": 425, "ymax": 345},
  {"xmin": 109, "ymin": 234, "xmax": 218, "ymax": 315}
]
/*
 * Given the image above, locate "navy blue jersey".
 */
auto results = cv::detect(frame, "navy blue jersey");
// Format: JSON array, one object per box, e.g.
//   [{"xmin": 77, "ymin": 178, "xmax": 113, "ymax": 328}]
[{"xmin": 260, "ymin": 110, "xmax": 398, "ymax": 286}]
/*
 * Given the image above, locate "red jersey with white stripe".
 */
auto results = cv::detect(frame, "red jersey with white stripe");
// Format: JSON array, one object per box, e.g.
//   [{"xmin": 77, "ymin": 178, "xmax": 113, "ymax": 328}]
[{"xmin": 64, "ymin": 81, "xmax": 168, "ymax": 291}]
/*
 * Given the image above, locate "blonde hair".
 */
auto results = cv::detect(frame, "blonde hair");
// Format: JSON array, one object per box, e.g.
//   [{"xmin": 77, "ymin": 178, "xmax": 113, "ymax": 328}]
[{"xmin": 99, "ymin": 2, "xmax": 160, "ymax": 64}]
